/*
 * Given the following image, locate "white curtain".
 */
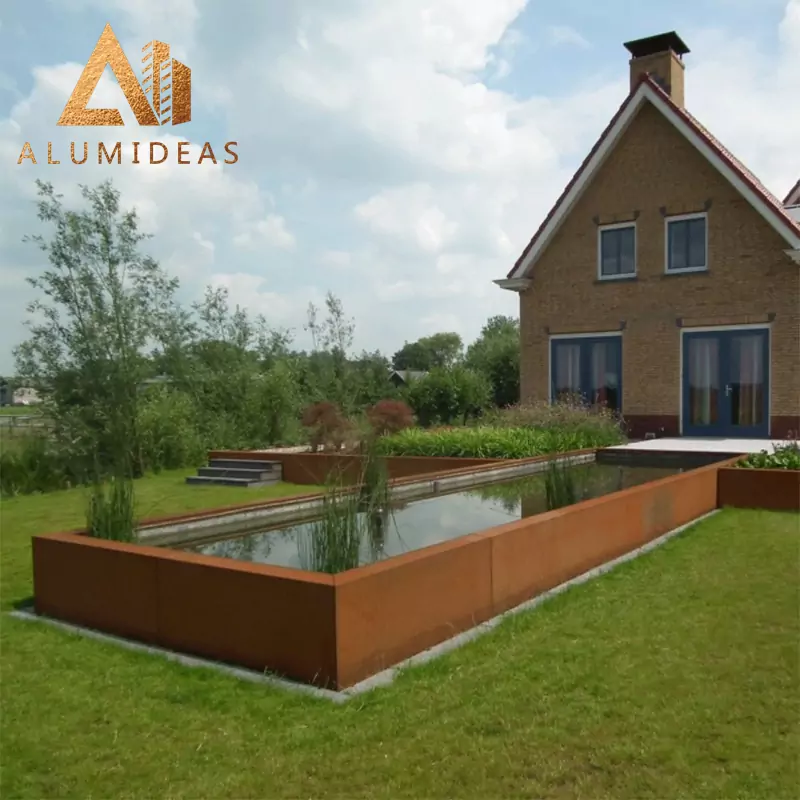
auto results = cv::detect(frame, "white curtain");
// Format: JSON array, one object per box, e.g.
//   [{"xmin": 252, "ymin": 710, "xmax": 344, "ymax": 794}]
[{"xmin": 689, "ymin": 338, "xmax": 718, "ymax": 425}]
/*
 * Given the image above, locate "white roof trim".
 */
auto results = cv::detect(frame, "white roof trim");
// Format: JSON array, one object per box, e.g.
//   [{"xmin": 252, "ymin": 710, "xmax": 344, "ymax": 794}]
[
  {"xmin": 785, "ymin": 249, "xmax": 800, "ymax": 265},
  {"xmin": 785, "ymin": 182, "xmax": 800, "ymax": 207},
  {"xmin": 509, "ymin": 82, "xmax": 800, "ymax": 280},
  {"xmin": 494, "ymin": 278, "xmax": 532, "ymax": 292}
]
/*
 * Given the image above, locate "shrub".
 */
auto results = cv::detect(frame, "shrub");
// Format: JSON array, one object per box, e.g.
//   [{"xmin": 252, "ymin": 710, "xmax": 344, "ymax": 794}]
[
  {"xmin": 301, "ymin": 401, "xmax": 347, "ymax": 452},
  {"xmin": 0, "ymin": 434, "xmax": 82, "ymax": 496},
  {"xmin": 367, "ymin": 399, "xmax": 415, "ymax": 436},
  {"xmin": 136, "ymin": 389, "xmax": 207, "ymax": 472},
  {"xmin": 378, "ymin": 424, "xmax": 622, "ymax": 459},
  {"xmin": 405, "ymin": 367, "xmax": 491, "ymax": 427},
  {"xmin": 484, "ymin": 395, "xmax": 622, "ymax": 430},
  {"xmin": 738, "ymin": 442, "xmax": 800, "ymax": 470}
]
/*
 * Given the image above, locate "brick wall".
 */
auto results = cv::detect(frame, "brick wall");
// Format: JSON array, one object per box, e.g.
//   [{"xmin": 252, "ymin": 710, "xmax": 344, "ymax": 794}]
[{"xmin": 519, "ymin": 102, "xmax": 800, "ymax": 437}]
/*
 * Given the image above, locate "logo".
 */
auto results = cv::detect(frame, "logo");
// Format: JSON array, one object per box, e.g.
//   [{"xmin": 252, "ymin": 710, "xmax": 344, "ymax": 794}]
[
  {"xmin": 16, "ymin": 23, "xmax": 238, "ymax": 166},
  {"xmin": 59, "ymin": 23, "xmax": 191, "ymax": 126}
]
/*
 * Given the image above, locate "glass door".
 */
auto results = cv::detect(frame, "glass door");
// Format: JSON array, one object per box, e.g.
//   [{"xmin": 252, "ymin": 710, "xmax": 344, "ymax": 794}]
[{"xmin": 682, "ymin": 329, "xmax": 769, "ymax": 437}]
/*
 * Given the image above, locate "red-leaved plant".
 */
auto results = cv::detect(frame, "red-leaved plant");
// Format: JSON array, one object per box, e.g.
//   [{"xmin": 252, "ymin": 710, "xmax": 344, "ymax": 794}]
[
  {"xmin": 367, "ymin": 399, "xmax": 415, "ymax": 436},
  {"xmin": 301, "ymin": 402, "xmax": 347, "ymax": 452}
]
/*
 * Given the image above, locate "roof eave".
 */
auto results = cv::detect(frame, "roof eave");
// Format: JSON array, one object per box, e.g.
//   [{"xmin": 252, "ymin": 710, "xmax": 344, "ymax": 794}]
[
  {"xmin": 785, "ymin": 249, "xmax": 800, "ymax": 265},
  {"xmin": 508, "ymin": 76, "xmax": 800, "ymax": 281},
  {"xmin": 494, "ymin": 277, "xmax": 532, "ymax": 292}
]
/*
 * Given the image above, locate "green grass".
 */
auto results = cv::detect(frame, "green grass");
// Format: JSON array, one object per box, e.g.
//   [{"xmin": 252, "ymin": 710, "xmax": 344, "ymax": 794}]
[
  {"xmin": 0, "ymin": 406, "xmax": 40, "ymax": 416},
  {"xmin": 1, "ymin": 474, "xmax": 797, "ymax": 798}
]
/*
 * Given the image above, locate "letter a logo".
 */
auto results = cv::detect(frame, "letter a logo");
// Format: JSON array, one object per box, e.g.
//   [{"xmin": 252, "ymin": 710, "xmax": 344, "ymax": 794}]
[{"xmin": 59, "ymin": 24, "xmax": 191, "ymax": 126}]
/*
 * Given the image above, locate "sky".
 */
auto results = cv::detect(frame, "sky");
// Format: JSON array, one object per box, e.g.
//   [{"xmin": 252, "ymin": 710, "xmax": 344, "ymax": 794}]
[{"xmin": 1, "ymin": 0, "xmax": 798, "ymax": 374}]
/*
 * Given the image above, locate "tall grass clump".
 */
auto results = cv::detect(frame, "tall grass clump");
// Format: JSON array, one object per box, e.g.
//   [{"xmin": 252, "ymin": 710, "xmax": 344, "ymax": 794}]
[
  {"xmin": 85, "ymin": 471, "xmax": 137, "ymax": 542},
  {"xmin": 299, "ymin": 434, "xmax": 393, "ymax": 573},
  {"xmin": 298, "ymin": 481, "xmax": 363, "ymax": 574},
  {"xmin": 483, "ymin": 396, "xmax": 625, "ymax": 444}
]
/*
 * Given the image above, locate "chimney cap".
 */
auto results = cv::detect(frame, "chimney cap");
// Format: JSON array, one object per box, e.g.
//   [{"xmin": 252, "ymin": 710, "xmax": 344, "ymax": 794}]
[{"xmin": 624, "ymin": 31, "xmax": 690, "ymax": 59}]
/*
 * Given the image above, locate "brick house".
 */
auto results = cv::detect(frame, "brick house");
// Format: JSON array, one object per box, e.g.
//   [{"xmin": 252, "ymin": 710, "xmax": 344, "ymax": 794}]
[{"xmin": 496, "ymin": 31, "xmax": 800, "ymax": 440}]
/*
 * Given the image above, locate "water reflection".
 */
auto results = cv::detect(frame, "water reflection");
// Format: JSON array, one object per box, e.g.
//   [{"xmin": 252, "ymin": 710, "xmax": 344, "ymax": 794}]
[{"xmin": 181, "ymin": 464, "xmax": 682, "ymax": 573}]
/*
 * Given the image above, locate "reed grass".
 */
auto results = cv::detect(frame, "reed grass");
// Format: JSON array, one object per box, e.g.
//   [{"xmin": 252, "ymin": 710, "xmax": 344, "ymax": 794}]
[
  {"xmin": 298, "ymin": 434, "xmax": 394, "ymax": 573},
  {"xmin": 85, "ymin": 471, "xmax": 137, "ymax": 542}
]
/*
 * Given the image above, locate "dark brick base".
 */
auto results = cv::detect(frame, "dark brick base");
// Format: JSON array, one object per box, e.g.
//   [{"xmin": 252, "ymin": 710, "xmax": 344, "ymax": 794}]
[
  {"xmin": 771, "ymin": 417, "xmax": 800, "ymax": 439},
  {"xmin": 623, "ymin": 414, "xmax": 799, "ymax": 440}
]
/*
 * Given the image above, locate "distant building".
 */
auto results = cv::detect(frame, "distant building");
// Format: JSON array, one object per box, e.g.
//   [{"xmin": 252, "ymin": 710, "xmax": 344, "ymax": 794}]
[
  {"xmin": 389, "ymin": 369, "xmax": 428, "ymax": 388},
  {"xmin": 12, "ymin": 387, "xmax": 41, "ymax": 406},
  {"xmin": 0, "ymin": 381, "xmax": 10, "ymax": 406},
  {"xmin": 137, "ymin": 374, "xmax": 174, "ymax": 391}
]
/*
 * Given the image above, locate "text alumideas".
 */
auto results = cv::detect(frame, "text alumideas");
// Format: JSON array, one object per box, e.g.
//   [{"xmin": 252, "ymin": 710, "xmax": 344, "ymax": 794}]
[{"xmin": 17, "ymin": 141, "xmax": 239, "ymax": 165}]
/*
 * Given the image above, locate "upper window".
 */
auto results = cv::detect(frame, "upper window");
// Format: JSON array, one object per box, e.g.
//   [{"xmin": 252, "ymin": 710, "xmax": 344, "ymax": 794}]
[
  {"xmin": 598, "ymin": 224, "xmax": 636, "ymax": 279},
  {"xmin": 666, "ymin": 213, "xmax": 707, "ymax": 272}
]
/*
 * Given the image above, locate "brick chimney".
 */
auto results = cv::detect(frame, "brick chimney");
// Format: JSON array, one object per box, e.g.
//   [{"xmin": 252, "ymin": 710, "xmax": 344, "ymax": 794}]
[{"xmin": 624, "ymin": 31, "xmax": 690, "ymax": 108}]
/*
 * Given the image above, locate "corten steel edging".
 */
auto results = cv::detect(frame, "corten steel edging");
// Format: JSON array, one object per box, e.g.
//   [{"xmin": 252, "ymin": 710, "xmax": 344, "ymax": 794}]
[
  {"xmin": 718, "ymin": 466, "xmax": 800, "ymax": 511},
  {"xmin": 330, "ymin": 456, "xmax": 740, "ymax": 688},
  {"xmin": 31, "ymin": 455, "xmax": 740, "ymax": 691},
  {"xmin": 209, "ymin": 450, "xmax": 506, "ymax": 486},
  {"xmin": 32, "ymin": 533, "xmax": 339, "ymax": 688}
]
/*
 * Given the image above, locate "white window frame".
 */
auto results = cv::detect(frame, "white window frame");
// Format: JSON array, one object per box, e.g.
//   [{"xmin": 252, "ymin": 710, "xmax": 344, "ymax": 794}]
[
  {"xmin": 597, "ymin": 221, "xmax": 637, "ymax": 281},
  {"xmin": 665, "ymin": 211, "xmax": 709, "ymax": 274}
]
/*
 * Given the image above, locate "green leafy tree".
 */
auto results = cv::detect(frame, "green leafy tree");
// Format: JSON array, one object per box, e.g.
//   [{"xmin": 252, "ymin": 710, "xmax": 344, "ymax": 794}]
[
  {"xmin": 465, "ymin": 315, "xmax": 520, "ymax": 407},
  {"xmin": 392, "ymin": 332, "xmax": 463, "ymax": 371},
  {"xmin": 405, "ymin": 366, "xmax": 491, "ymax": 426},
  {"xmin": 14, "ymin": 180, "xmax": 181, "ymax": 479}
]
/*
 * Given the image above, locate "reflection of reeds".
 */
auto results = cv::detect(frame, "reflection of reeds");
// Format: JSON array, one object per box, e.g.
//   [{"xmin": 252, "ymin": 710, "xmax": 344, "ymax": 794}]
[
  {"xmin": 298, "ymin": 434, "xmax": 394, "ymax": 573},
  {"xmin": 544, "ymin": 459, "xmax": 578, "ymax": 511}
]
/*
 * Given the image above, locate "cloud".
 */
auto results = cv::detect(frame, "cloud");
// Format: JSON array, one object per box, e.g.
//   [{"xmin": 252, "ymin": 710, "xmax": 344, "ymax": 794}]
[
  {"xmin": 1, "ymin": 0, "xmax": 798, "ymax": 375},
  {"xmin": 233, "ymin": 214, "xmax": 296, "ymax": 250},
  {"xmin": 546, "ymin": 25, "xmax": 590, "ymax": 49}
]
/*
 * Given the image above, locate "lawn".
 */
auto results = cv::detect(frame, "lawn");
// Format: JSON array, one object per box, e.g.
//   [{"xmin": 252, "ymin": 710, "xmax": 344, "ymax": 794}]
[
  {"xmin": 1, "ymin": 473, "xmax": 797, "ymax": 798},
  {"xmin": 0, "ymin": 406, "xmax": 40, "ymax": 416}
]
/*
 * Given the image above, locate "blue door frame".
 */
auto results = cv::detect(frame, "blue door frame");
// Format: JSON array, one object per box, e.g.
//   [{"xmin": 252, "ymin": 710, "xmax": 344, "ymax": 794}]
[{"xmin": 682, "ymin": 328, "xmax": 770, "ymax": 438}]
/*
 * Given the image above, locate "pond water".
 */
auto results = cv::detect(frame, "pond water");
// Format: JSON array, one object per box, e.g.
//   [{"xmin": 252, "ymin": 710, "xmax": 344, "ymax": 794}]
[{"xmin": 180, "ymin": 463, "xmax": 688, "ymax": 574}]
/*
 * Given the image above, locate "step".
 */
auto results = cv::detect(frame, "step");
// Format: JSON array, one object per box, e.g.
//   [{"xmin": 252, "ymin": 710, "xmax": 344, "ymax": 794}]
[
  {"xmin": 208, "ymin": 458, "xmax": 282, "ymax": 471},
  {"xmin": 185, "ymin": 475, "xmax": 280, "ymax": 488},
  {"xmin": 198, "ymin": 466, "xmax": 280, "ymax": 480}
]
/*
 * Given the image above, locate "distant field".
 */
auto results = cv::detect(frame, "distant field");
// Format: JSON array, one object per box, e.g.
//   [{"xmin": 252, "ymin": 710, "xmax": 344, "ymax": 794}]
[{"xmin": 0, "ymin": 407, "xmax": 41, "ymax": 416}]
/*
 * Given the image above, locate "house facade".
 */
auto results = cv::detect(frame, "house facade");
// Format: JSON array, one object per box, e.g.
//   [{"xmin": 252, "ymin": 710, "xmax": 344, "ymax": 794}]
[{"xmin": 497, "ymin": 32, "xmax": 800, "ymax": 440}]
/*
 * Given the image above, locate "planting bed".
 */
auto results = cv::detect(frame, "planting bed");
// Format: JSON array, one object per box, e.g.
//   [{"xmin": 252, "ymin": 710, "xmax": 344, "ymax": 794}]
[
  {"xmin": 718, "ymin": 466, "xmax": 800, "ymax": 511},
  {"xmin": 32, "ymin": 451, "xmax": 746, "ymax": 691}
]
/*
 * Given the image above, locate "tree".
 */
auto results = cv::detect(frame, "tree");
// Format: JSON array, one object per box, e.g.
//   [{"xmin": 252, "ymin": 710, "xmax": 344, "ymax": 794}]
[
  {"xmin": 405, "ymin": 366, "xmax": 491, "ymax": 426},
  {"xmin": 465, "ymin": 315, "xmax": 520, "ymax": 407},
  {"xmin": 392, "ymin": 332, "xmax": 463, "ymax": 371},
  {"xmin": 14, "ymin": 180, "xmax": 181, "ymax": 478}
]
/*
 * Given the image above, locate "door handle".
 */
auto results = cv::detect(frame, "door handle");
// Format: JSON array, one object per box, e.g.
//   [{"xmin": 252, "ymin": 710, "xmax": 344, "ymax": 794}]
[{"xmin": 724, "ymin": 384, "xmax": 733, "ymax": 396}]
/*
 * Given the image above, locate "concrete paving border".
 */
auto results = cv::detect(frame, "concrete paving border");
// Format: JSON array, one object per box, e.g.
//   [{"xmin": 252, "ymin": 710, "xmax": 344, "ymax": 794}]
[{"xmin": 10, "ymin": 508, "xmax": 719, "ymax": 703}]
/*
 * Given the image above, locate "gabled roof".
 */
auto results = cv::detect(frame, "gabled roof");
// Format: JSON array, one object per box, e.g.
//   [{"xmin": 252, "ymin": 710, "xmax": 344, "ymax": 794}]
[
  {"xmin": 785, "ymin": 179, "xmax": 800, "ymax": 207},
  {"xmin": 505, "ymin": 75, "xmax": 800, "ymax": 282},
  {"xmin": 389, "ymin": 369, "xmax": 428, "ymax": 383}
]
